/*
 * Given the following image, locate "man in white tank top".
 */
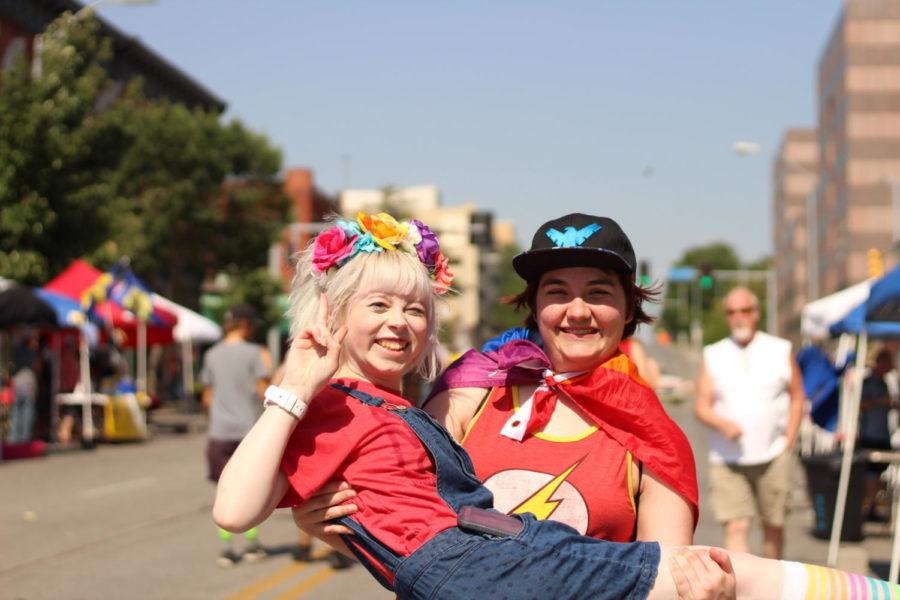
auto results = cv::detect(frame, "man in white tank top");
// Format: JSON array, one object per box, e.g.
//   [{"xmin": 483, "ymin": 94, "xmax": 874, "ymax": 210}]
[{"xmin": 694, "ymin": 287, "xmax": 805, "ymax": 559}]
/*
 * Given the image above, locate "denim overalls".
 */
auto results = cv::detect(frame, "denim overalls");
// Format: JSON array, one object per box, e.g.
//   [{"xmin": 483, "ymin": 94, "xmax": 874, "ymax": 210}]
[{"xmin": 332, "ymin": 384, "xmax": 661, "ymax": 600}]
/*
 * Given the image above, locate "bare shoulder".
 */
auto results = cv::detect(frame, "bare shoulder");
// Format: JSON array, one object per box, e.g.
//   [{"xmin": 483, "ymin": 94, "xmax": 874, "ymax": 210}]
[{"xmin": 425, "ymin": 386, "xmax": 490, "ymax": 440}]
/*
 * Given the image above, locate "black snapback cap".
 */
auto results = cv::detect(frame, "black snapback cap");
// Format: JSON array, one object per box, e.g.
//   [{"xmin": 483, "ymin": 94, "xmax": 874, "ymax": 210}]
[{"xmin": 512, "ymin": 213, "xmax": 636, "ymax": 282}]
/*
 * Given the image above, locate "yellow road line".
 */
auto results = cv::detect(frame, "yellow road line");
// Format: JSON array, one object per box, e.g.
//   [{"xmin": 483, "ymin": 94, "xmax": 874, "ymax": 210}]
[
  {"xmin": 273, "ymin": 567, "xmax": 335, "ymax": 600},
  {"xmin": 226, "ymin": 562, "xmax": 310, "ymax": 600}
]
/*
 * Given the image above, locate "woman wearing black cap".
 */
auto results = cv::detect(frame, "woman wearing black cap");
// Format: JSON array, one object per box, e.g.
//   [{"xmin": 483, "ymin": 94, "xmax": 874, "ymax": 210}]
[{"xmin": 423, "ymin": 213, "xmax": 698, "ymax": 546}]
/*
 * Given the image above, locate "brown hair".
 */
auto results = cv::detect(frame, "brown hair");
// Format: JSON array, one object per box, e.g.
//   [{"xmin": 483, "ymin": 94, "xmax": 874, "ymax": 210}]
[{"xmin": 501, "ymin": 270, "xmax": 659, "ymax": 340}]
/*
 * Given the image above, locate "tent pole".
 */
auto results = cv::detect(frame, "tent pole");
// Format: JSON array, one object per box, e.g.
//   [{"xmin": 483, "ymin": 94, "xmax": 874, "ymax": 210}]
[
  {"xmin": 181, "ymin": 341, "xmax": 194, "ymax": 405},
  {"xmin": 828, "ymin": 329, "xmax": 868, "ymax": 566},
  {"xmin": 137, "ymin": 319, "xmax": 146, "ymax": 395},
  {"xmin": 890, "ymin": 487, "xmax": 900, "ymax": 582},
  {"xmin": 79, "ymin": 332, "xmax": 94, "ymax": 445}
]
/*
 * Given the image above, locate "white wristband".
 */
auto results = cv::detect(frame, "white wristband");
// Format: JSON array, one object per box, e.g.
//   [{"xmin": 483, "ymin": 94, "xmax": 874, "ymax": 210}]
[{"xmin": 264, "ymin": 385, "xmax": 308, "ymax": 420}]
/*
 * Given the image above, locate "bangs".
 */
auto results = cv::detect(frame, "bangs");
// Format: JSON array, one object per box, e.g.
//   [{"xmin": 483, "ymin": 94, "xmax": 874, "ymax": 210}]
[{"xmin": 352, "ymin": 251, "xmax": 434, "ymax": 305}]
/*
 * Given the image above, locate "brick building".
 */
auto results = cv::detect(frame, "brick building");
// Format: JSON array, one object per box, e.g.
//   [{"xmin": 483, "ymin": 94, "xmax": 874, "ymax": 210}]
[
  {"xmin": 773, "ymin": 129, "xmax": 818, "ymax": 344},
  {"xmin": 0, "ymin": 0, "xmax": 224, "ymax": 111},
  {"xmin": 814, "ymin": 0, "xmax": 900, "ymax": 297}
]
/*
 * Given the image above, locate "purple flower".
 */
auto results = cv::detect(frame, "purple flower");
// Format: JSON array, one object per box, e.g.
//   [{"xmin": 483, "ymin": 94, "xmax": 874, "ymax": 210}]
[{"xmin": 411, "ymin": 219, "xmax": 440, "ymax": 270}]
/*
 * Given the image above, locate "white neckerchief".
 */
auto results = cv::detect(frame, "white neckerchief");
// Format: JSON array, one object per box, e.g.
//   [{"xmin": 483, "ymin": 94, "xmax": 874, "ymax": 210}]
[{"xmin": 499, "ymin": 369, "xmax": 586, "ymax": 441}]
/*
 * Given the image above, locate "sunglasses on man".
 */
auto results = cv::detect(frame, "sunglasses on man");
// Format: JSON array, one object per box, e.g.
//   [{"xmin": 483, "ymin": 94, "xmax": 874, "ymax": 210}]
[{"xmin": 725, "ymin": 306, "xmax": 757, "ymax": 316}]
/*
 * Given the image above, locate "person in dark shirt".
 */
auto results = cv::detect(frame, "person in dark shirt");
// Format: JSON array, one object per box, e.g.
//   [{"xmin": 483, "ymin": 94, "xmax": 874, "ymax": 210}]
[{"xmin": 859, "ymin": 348, "xmax": 897, "ymax": 521}]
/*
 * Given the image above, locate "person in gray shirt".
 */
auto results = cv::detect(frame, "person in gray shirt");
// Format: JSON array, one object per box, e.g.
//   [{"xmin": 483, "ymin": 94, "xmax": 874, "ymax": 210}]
[{"xmin": 201, "ymin": 303, "xmax": 271, "ymax": 567}]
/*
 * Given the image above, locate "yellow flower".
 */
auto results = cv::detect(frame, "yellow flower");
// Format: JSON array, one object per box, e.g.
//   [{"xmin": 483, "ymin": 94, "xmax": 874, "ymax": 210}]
[{"xmin": 356, "ymin": 212, "xmax": 409, "ymax": 251}]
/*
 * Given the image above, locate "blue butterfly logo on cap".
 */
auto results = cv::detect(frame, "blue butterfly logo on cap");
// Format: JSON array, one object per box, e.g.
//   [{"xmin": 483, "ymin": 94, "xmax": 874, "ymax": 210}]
[{"xmin": 546, "ymin": 223, "xmax": 601, "ymax": 248}]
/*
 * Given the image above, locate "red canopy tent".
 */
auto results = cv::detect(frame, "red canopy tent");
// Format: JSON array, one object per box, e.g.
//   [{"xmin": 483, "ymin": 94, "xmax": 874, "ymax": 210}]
[
  {"xmin": 44, "ymin": 260, "xmax": 177, "ymax": 347},
  {"xmin": 43, "ymin": 260, "xmax": 178, "ymax": 444}
]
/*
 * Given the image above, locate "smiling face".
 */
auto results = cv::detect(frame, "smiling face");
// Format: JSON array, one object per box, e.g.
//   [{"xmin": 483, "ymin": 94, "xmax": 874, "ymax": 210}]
[
  {"xmin": 335, "ymin": 291, "xmax": 430, "ymax": 390},
  {"xmin": 534, "ymin": 267, "xmax": 632, "ymax": 372}
]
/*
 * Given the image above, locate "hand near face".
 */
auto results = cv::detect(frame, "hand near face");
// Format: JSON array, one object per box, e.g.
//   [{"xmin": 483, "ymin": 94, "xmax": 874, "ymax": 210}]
[{"xmin": 280, "ymin": 293, "xmax": 348, "ymax": 402}]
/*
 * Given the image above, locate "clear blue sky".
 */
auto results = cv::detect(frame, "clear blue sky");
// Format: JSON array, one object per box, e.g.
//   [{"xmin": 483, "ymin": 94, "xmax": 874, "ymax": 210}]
[{"xmin": 96, "ymin": 0, "xmax": 844, "ymax": 278}]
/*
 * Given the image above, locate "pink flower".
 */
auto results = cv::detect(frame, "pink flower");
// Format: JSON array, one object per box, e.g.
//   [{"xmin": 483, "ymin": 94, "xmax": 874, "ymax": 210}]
[
  {"xmin": 432, "ymin": 252, "xmax": 454, "ymax": 295},
  {"xmin": 312, "ymin": 226, "xmax": 358, "ymax": 273}
]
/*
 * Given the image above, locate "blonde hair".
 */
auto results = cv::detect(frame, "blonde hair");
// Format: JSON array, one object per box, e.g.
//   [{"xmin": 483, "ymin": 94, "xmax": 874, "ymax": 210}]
[{"xmin": 288, "ymin": 242, "xmax": 442, "ymax": 380}]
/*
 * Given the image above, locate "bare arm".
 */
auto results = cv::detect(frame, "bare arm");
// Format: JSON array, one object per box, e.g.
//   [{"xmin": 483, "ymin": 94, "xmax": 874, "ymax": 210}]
[
  {"xmin": 423, "ymin": 387, "xmax": 490, "ymax": 441},
  {"xmin": 214, "ymin": 294, "xmax": 347, "ymax": 534},
  {"xmin": 213, "ymin": 407, "xmax": 296, "ymax": 532},
  {"xmin": 785, "ymin": 358, "xmax": 805, "ymax": 450},
  {"xmin": 635, "ymin": 468, "xmax": 694, "ymax": 545},
  {"xmin": 694, "ymin": 360, "xmax": 742, "ymax": 441}
]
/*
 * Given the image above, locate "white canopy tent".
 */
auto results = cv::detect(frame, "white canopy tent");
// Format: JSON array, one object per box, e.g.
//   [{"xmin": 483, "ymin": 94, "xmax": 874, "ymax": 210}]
[
  {"xmin": 151, "ymin": 294, "xmax": 222, "ymax": 399},
  {"xmin": 801, "ymin": 279, "xmax": 872, "ymax": 341}
]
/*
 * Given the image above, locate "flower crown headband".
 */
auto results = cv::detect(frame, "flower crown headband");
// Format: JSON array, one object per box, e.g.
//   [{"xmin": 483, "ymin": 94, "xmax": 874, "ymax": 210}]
[{"xmin": 312, "ymin": 212, "xmax": 454, "ymax": 295}]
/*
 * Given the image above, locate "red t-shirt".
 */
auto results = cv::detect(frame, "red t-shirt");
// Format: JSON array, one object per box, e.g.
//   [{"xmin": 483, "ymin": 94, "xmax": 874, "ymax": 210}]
[
  {"xmin": 278, "ymin": 378, "xmax": 459, "ymax": 557},
  {"xmin": 462, "ymin": 385, "xmax": 638, "ymax": 542}
]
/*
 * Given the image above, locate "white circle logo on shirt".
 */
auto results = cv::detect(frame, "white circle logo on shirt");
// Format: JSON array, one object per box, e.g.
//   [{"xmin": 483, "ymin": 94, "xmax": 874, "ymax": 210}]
[{"xmin": 483, "ymin": 465, "xmax": 589, "ymax": 534}]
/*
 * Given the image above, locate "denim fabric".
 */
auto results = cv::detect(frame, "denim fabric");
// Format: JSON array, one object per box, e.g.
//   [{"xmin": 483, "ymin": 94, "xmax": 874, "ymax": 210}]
[
  {"xmin": 9, "ymin": 370, "xmax": 36, "ymax": 443},
  {"xmin": 333, "ymin": 383, "xmax": 660, "ymax": 600}
]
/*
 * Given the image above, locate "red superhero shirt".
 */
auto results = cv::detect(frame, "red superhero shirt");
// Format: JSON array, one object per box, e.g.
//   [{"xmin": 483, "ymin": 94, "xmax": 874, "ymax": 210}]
[
  {"xmin": 278, "ymin": 378, "xmax": 458, "ymax": 558},
  {"xmin": 461, "ymin": 385, "xmax": 638, "ymax": 542}
]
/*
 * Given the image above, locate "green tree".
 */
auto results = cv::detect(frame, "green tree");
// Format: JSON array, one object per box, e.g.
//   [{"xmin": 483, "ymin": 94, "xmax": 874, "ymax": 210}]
[
  {"xmin": 660, "ymin": 241, "xmax": 772, "ymax": 344},
  {"xmin": 482, "ymin": 243, "xmax": 526, "ymax": 341},
  {"xmin": 0, "ymin": 13, "xmax": 125, "ymax": 282},
  {"xmin": 94, "ymin": 97, "xmax": 286, "ymax": 304},
  {"xmin": 0, "ymin": 12, "xmax": 288, "ymax": 307}
]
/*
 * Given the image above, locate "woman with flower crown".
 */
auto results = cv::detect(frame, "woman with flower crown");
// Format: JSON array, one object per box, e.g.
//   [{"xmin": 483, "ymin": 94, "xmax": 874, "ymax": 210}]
[{"xmin": 213, "ymin": 212, "xmax": 898, "ymax": 600}]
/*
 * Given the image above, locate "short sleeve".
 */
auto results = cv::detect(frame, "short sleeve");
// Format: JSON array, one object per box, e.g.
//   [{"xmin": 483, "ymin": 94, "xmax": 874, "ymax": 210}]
[
  {"xmin": 253, "ymin": 347, "xmax": 270, "ymax": 381},
  {"xmin": 277, "ymin": 393, "xmax": 362, "ymax": 508}
]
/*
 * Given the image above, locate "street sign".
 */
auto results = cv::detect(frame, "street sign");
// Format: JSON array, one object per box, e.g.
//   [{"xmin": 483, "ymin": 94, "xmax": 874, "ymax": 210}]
[{"xmin": 668, "ymin": 266, "xmax": 697, "ymax": 283}]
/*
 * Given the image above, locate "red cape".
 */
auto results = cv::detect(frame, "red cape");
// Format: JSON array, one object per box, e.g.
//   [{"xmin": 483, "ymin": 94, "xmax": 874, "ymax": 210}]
[{"xmin": 429, "ymin": 340, "xmax": 699, "ymax": 527}]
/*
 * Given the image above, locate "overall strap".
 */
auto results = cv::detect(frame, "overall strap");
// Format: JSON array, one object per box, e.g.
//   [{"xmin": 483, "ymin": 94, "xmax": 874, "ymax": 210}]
[{"xmin": 330, "ymin": 383, "xmax": 384, "ymax": 407}]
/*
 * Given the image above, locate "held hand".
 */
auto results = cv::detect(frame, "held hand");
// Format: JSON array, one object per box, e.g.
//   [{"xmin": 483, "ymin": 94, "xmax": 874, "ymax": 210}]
[
  {"xmin": 280, "ymin": 293, "xmax": 348, "ymax": 402},
  {"xmin": 718, "ymin": 420, "xmax": 742, "ymax": 442},
  {"xmin": 291, "ymin": 480, "xmax": 359, "ymax": 537},
  {"xmin": 668, "ymin": 547, "xmax": 736, "ymax": 600}
]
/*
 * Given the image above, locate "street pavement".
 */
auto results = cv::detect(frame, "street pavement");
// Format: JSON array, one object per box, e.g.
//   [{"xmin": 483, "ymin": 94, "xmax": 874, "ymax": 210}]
[
  {"xmin": 1, "ymin": 343, "xmax": 896, "ymax": 599},
  {"xmin": 0, "ymin": 426, "xmax": 391, "ymax": 600}
]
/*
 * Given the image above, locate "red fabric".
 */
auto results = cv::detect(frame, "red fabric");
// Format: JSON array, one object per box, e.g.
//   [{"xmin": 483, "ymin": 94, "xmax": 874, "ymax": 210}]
[
  {"xmin": 44, "ymin": 260, "xmax": 177, "ymax": 347},
  {"xmin": 44, "ymin": 259, "xmax": 103, "ymax": 298},
  {"xmin": 2, "ymin": 441, "xmax": 47, "ymax": 459},
  {"xmin": 278, "ymin": 378, "xmax": 458, "ymax": 557},
  {"xmin": 432, "ymin": 344, "xmax": 699, "ymax": 528},
  {"xmin": 463, "ymin": 386, "xmax": 637, "ymax": 541}
]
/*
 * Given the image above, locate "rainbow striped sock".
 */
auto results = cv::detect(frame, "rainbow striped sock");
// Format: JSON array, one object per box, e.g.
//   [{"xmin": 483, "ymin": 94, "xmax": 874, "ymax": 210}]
[{"xmin": 782, "ymin": 560, "xmax": 900, "ymax": 599}]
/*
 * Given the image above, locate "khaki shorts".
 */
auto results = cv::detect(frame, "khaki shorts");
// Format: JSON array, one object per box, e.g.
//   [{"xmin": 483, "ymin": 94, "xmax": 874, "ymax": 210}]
[{"xmin": 709, "ymin": 450, "xmax": 793, "ymax": 527}]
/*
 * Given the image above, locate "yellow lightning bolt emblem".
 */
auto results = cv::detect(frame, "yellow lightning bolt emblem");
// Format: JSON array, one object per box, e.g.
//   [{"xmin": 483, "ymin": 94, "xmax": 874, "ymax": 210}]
[{"xmin": 511, "ymin": 461, "xmax": 581, "ymax": 521}]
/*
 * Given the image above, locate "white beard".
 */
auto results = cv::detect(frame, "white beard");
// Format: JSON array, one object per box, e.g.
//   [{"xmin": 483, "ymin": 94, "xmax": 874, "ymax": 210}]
[{"xmin": 731, "ymin": 327, "xmax": 755, "ymax": 344}]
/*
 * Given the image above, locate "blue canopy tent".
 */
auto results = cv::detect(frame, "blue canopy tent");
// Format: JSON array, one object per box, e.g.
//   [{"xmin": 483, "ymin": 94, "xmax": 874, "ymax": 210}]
[{"xmin": 827, "ymin": 267, "xmax": 900, "ymax": 577}]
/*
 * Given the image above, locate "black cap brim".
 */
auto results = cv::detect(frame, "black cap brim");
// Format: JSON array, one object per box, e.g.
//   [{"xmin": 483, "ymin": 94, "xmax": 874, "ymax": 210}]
[{"xmin": 512, "ymin": 247, "xmax": 633, "ymax": 283}]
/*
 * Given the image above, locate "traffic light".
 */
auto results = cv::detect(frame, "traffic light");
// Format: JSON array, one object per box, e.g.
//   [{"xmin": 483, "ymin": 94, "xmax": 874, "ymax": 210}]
[
  {"xmin": 638, "ymin": 260, "xmax": 651, "ymax": 286},
  {"xmin": 868, "ymin": 248, "xmax": 884, "ymax": 278},
  {"xmin": 698, "ymin": 263, "xmax": 714, "ymax": 290}
]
